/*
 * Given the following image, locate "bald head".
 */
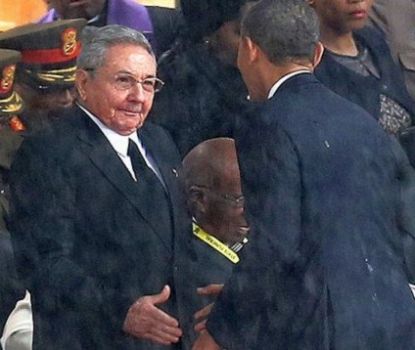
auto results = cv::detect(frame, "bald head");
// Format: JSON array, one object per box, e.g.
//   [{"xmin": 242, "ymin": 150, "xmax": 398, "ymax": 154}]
[
  {"xmin": 182, "ymin": 137, "xmax": 240, "ymax": 191},
  {"xmin": 182, "ymin": 138, "xmax": 248, "ymax": 245}
]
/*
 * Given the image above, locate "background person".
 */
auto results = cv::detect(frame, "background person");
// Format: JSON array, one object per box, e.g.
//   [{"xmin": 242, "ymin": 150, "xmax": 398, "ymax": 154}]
[
  {"xmin": 369, "ymin": 0, "xmax": 415, "ymax": 101},
  {"xmin": 310, "ymin": 0, "xmax": 415, "ymax": 164},
  {"xmin": 150, "ymin": 0, "xmax": 256, "ymax": 157},
  {"xmin": 0, "ymin": 19, "xmax": 86, "ymax": 133},
  {"xmin": 0, "ymin": 49, "xmax": 26, "ymax": 340},
  {"xmin": 38, "ymin": 0, "xmax": 182, "ymax": 57},
  {"xmin": 180, "ymin": 137, "xmax": 249, "ymax": 344}
]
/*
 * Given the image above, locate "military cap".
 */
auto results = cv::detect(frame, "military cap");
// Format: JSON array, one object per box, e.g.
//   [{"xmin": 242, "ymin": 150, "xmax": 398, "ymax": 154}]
[
  {"xmin": 181, "ymin": 0, "xmax": 250, "ymax": 41},
  {"xmin": 0, "ymin": 19, "xmax": 86, "ymax": 91},
  {"xmin": 0, "ymin": 49, "xmax": 23, "ymax": 118}
]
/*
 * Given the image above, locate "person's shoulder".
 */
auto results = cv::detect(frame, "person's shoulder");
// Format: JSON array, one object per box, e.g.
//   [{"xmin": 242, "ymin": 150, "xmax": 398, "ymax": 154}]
[
  {"xmin": 142, "ymin": 121, "xmax": 177, "ymax": 147},
  {"xmin": 355, "ymin": 26, "xmax": 389, "ymax": 50},
  {"xmin": 20, "ymin": 107, "xmax": 82, "ymax": 152},
  {"xmin": 141, "ymin": 121, "xmax": 181, "ymax": 157}
]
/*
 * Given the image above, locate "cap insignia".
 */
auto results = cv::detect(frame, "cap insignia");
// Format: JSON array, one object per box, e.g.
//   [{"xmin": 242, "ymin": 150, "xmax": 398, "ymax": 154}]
[
  {"xmin": 62, "ymin": 28, "xmax": 78, "ymax": 56},
  {"xmin": 0, "ymin": 65, "xmax": 15, "ymax": 94}
]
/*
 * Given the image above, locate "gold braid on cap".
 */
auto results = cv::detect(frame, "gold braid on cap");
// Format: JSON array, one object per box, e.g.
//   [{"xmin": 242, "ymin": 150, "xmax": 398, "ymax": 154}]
[
  {"xmin": 25, "ymin": 66, "xmax": 76, "ymax": 83},
  {"xmin": 0, "ymin": 91, "xmax": 23, "ymax": 114}
]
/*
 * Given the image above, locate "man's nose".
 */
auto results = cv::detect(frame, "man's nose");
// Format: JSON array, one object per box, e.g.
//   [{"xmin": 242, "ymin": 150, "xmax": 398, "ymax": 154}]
[{"xmin": 128, "ymin": 83, "xmax": 148, "ymax": 102}]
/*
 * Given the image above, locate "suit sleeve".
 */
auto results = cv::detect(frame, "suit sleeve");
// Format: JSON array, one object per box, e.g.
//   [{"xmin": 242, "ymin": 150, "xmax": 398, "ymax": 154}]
[
  {"xmin": 9, "ymin": 136, "xmax": 106, "ymax": 326},
  {"xmin": 206, "ymin": 126, "xmax": 302, "ymax": 349},
  {"xmin": 389, "ymin": 135, "xmax": 415, "ymax": 283}
]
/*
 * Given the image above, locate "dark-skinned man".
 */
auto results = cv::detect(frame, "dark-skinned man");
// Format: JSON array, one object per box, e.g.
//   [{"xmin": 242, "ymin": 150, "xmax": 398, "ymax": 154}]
[
  {"xmin": 193, "ymin": 0, "xmax": 415, "ymax": 349},
  {"xmin": 180, "ymin": 137, "xmax": 249, "ymax": 345},
  {"xmin": 0, "ymin": 19, "xmax": 86, "ymax": 133},
  {"xmin": 0, "ymin": 49, "xmax": 26, "ymax": 342}
]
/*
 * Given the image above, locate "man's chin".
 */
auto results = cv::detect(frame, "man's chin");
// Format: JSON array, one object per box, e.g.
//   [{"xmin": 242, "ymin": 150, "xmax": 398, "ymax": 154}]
[{"xmin": 115, "ymin": 122, "xmax": 145, "ymax": 135}]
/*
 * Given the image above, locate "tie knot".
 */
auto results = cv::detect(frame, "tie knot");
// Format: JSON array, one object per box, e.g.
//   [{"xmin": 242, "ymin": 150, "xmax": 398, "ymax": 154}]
[
  {"xmin": 127, "ymin": 138, "xmax": 137, "ymax": 155},
  {"xmin": 128, "ymin": 138, "xmax": 147, "ymax": 170}
]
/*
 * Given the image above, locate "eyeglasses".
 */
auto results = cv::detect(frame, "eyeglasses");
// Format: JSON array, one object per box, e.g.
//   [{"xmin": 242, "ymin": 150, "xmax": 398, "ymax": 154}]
[
  {"xmin": 214, "ymin": 192, "xmax": 245, "ymax": 208},
  {"xmin": 196, "ymin": 185, "xmax": 245, "ymax": 209},
  {"xmin": 85, "ymin": 69, "xmax": 164, "ymax": 93}
]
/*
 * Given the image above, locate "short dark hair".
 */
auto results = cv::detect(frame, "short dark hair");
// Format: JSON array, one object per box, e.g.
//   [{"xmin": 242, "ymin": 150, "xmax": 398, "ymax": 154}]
[{"xmin": 241, "ymin": 0, "xmax": 319, "ymax": 64}]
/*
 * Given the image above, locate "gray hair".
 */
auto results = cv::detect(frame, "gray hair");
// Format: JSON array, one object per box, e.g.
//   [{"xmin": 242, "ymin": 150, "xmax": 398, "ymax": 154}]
[
  {"xmin": 241, "ymin": 0, "xmax": 320, "ymax": 64},
  {"xmin": 77, "ymin": 25, "xmax": 154, "ymax": 71}
]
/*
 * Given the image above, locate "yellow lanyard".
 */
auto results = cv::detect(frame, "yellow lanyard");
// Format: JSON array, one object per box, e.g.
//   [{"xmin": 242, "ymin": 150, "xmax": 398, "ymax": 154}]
[{"xmin": 192, "ymin": 222, "xmax": 240, "ymax": 264}]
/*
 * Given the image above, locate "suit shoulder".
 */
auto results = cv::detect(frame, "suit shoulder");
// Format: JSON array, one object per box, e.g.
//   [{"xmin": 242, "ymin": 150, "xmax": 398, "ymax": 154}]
[
  {"xmin": 142, "ymin": 121, "xmax": 174, "ymax": 141},
  {"xmin": 141, "ymin": 122, "xmax": 181, "ymax": 156},
  {"xmin": 18, "ymin": 108, "xmax": 80, "ymax": 155}
]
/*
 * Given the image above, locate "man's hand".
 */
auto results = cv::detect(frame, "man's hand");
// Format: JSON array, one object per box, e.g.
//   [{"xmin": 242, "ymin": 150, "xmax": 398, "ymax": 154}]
[
  {"xmin": 123, "ymin": 285, "xmax": 182, "ymax": 345},
  {"xmin": 194, "ymin": 284, "xmax": 224, "ymax": 333},
  {"xmin": 192, "ymin": 330, "xmax": 221, "ymax": 350}
]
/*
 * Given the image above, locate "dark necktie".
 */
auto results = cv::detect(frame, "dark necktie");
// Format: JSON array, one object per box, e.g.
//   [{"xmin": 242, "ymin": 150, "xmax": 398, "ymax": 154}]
[
  {"xmin": 127, "ymin": 138, "xmax": 174, "ymax": 248},
  {"xmin": 127, "ymin": 138, "xmax": 165, "ymax": 192}
]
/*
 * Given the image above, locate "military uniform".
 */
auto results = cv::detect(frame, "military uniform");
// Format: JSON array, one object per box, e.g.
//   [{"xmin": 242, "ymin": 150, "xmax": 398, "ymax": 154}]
[
  {"xmin": 0, "ymin": 49, "xmax": 24, "ymax": 231},
  {"xmin": 0, "ymin": 49, "xmax": 25, "ymax": 335},
  {"xmin": 0, "ymin": 21, "xmax": 85, "ymax": 349}
]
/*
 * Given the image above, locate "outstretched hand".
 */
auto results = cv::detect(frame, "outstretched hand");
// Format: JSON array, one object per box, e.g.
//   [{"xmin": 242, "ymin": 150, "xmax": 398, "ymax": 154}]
[
  {"xmin": 194, "ymin": 284, "xmax": 224, "ymax": 333},
  {"xmin": 123, "ymin": 285, "xmax": 182, "ymax": 345},
  {"xmin": 192, "ymin": 330, "xmax": 221, "ymax": 350}
]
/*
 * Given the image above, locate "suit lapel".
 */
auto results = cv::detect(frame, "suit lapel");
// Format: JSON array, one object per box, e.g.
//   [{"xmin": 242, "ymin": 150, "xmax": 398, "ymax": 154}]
[
  {"xmin": 139, "ymin": 127, "xmax": 182, "ymax": 238},
  {"xmin": 75, "ymin": 108, "xmax": 172, "ymax": 251}
]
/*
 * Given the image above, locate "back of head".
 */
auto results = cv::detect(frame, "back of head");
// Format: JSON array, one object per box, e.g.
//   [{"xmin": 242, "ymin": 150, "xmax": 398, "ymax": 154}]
[
  {"xmin": 242, "ymin": 0, "xmax": 320, "ymax": 64},
  {"xmin": 77, "ymin": 25, "xmax": 154, "ymax": 72},
  {"xmin": 181, "ymin": 0, "xmax": 251, "ymax": 43}
]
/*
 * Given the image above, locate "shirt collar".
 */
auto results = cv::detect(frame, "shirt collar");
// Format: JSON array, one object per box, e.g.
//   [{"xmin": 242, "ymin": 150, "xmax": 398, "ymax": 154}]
[
  {"xmin": 267, "ymin": 69, "xmax": 311, "ymax": 99},
  {"xmin": 77, "ymin": 103, "xmax": 140, "ymax": 157}
]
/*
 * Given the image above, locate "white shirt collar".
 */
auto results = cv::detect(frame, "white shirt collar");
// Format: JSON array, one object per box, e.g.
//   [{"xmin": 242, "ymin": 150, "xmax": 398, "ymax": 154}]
[
  {"xmin": 267, "ymin": 70, "xmax": 311, "ymax": 99},
  {"xmin": 77, "ymin": 104, "xmax": 166, "ymax": 185},
  {"xmin": 77, "ymin": 103, "xmax": 142, "ymax": 157}
]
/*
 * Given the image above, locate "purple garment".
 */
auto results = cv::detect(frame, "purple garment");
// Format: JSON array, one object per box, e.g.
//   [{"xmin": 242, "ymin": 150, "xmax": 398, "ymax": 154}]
[{"xmin": 37, "ymin": 0, "xmax": 156, "ymax": 49}]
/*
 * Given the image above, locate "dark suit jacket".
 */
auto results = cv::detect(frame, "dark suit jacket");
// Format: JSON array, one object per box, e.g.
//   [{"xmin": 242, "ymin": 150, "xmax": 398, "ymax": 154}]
[
  {"xmin": 206, "ymin": 73, "xmax": 415, "ymax": 350},
  {"xmin": 9, "ymin": 106, "xmax": 192, "ymax": 349},
  {"xmin": 182, "ymin": 234, "xmax": 235, "ymax": 346}
]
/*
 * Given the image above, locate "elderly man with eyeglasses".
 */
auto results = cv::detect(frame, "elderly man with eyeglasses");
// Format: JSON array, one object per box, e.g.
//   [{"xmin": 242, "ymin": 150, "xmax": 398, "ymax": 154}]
[
  {"xmin": 180, "ymin": 137, "xmax": 249, "ymax": 346},
  {"xmin": 9, "ymin": 25, "xmax": 192, "ymax": 350}
]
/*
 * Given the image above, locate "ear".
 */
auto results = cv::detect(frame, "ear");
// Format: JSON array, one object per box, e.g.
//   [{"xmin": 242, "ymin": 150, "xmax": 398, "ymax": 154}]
[
  {"xmin": 311, "ymin": 41, "xmax": 324, "ymax": 69},
  {"xmin": 75, "ymin": 69, "xmax": 89, "ymax": 102},
  {"xmin": 306, "ymin": 0, "xmax": 315, "ymax": 7},
  {"xmin": 188, "ymin": 185, "xmax": 208, "ymax": 216},
  {"xmin": 245, "ymin": 36, "xmax": 259, "ymax": 64}
]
